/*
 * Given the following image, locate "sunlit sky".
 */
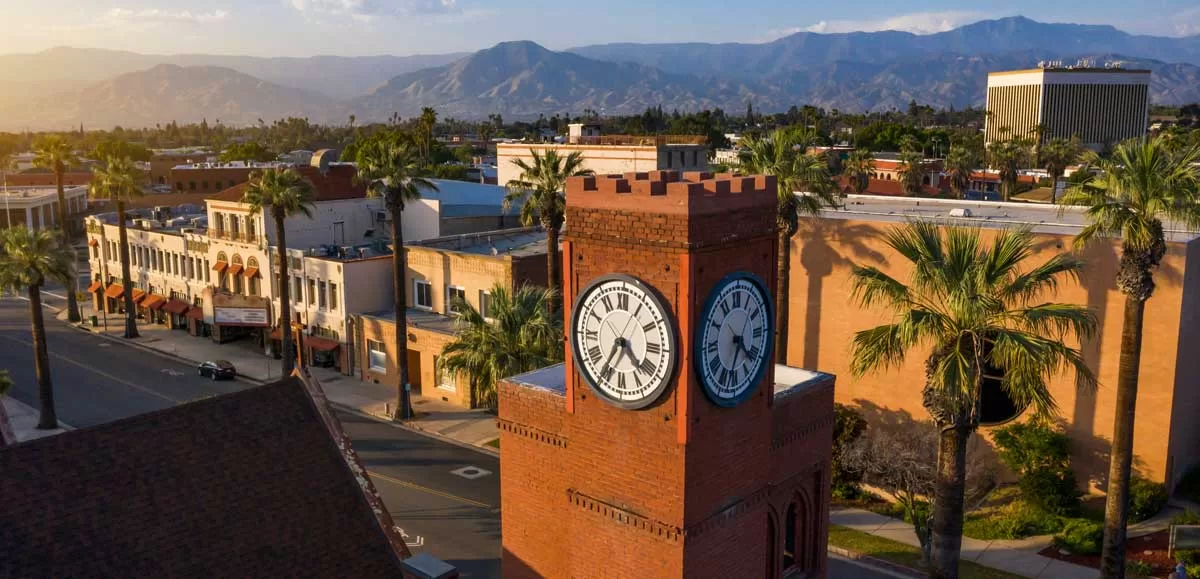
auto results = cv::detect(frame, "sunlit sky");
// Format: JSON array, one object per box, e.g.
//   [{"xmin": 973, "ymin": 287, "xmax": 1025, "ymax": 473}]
[{"xmin": 2, "ymin": 0, "xmax": 1198, "ymax": 57}]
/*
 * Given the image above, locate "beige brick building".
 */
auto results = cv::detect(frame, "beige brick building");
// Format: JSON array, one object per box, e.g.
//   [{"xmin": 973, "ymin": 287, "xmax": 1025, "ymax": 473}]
[{"xmin": 497, "ymin": 127, "xmax": 708, "ymax": 187}]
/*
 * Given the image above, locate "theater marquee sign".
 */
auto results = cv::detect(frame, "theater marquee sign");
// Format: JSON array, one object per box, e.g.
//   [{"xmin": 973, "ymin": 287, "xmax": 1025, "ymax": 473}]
[{"xmin": 208, "ymin": 292, "xmax": 271, "ymax": 327}]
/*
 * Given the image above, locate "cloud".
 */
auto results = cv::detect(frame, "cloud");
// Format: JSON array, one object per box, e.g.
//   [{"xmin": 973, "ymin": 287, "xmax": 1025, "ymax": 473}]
[
  {"xmin": 289, "ymin": 0, "xmax": 461, "ymax": 21},
  {"xmin": 106, "ymin": 8, "xmax": 231, "ymax": 24},
  {"xmin": 1170, "ymin": 7, "xmax": 1200, "ymax": 37},
  {"xmin": 770, "ymin": 10, "xmax": 990, "ymax": 39}
]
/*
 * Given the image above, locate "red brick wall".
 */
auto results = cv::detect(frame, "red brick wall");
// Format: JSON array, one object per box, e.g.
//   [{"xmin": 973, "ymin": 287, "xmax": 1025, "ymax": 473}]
[{"xmin": 169, "ymin": 167, "xmax": 255, "ymax": 193}]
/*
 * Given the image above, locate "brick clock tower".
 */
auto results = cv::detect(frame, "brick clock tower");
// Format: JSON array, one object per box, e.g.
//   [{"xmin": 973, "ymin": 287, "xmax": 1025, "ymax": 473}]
[{"xmin": 498, "ymin": 171, "xmax": 836, "ymax": 578}]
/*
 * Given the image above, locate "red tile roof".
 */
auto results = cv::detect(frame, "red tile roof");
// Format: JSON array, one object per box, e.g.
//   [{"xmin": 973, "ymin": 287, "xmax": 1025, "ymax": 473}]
[
  {"xmin": 838, "ymin": 176, "xmax": 949, "ymax": 197},
  {"xmin": 0, "ymin": 377, "xmax": 408, "ymax": 578},
  {"xmin": 208, "ymin": 164, "xmax": 366, "ymax": 204}
]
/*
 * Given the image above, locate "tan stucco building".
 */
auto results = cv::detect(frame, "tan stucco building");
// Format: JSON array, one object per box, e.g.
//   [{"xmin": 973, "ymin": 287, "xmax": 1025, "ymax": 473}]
[
  {"xmin": 497, "ymin": 132, "xmax": 708, "ymax": 187},
  {"xmin": 787, "ymin": 195, "xmax": 1200, "ymax": 491}
]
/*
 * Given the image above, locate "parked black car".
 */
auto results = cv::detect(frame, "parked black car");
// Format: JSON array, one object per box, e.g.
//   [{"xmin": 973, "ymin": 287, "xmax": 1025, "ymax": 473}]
[{"xmin": 197, "ymin": 360, "xmax": 237, "ymax": 381}]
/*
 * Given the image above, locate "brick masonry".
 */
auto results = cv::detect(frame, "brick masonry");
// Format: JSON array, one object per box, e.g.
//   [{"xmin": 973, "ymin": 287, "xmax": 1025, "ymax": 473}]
[{"xmin": 499, "ymin": 170, "xmax": 835, "ymax": 578}]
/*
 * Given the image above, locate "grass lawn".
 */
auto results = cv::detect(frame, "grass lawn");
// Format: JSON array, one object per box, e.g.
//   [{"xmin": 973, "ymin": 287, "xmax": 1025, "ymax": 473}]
[
  {"xmin": 484, "ymin": 438, "xmax": 500, "ymax": 449},
  {"xmin": 828, "ymin": 525, "xmax": 1028, "ymax": 579}
]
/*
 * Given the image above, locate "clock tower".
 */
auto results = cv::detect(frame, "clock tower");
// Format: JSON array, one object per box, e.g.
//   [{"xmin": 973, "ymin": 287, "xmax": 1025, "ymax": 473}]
[{"xmin": 498, "ymin": 171, "xmax": 836, "ymax": 578}]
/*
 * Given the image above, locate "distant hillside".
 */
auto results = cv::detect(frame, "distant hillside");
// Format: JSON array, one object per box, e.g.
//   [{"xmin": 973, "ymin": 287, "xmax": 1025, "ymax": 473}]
[
  {"xmin": 0, "ymin": 46, "xmax": 465, "ymax": 100},
  {"xmin": 0, "ymin": 64, "xmax": 338, "ymax": 130}
]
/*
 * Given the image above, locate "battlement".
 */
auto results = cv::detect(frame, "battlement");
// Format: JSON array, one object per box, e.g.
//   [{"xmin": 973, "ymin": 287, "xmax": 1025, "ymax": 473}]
[{"xmin": 566, "ymin": 170, "xmax": 777, "ymax": 215}]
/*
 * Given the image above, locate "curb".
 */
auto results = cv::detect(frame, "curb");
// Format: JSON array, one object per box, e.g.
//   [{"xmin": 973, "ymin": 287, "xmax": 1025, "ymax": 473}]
[{"xmin": 827, "ymin": 546, "xmax": 924, "ymax": 578}]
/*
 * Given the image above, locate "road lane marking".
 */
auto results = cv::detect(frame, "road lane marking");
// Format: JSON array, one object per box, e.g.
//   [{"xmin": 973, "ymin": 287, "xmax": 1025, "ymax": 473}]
[
  {"xmin": 367, "ymin": 470, "xmax": 496, "ymax": 511},
  {"xmin": 0, "ymin": 334, "xmax": 182, "ymax": 404},
  {"xmin": 450, "ymin": 465, "xmax": 492, "ymax": 480}
]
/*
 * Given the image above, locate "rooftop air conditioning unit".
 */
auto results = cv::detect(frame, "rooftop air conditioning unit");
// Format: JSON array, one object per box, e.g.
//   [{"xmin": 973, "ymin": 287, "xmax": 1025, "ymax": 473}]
[
  {"xmin": 179, "ymin": 228, "xmax": 195, "ymax": 235},
  {"xmin": 949, "ymin": 208, "xmax": 973, "ymax": 218},
  {"xmin": 375, "ymin": 210, "xmax": 389, "ymax": 222}
]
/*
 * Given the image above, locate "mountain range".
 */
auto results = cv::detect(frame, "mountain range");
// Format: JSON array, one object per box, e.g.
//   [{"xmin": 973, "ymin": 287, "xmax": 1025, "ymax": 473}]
[{"xmin": 1, "ymin": 17, "xmax": 1198, "ymax": 130}]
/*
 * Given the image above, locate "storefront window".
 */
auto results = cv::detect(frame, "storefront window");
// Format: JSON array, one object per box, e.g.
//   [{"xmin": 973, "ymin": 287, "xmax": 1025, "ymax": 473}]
[{"xmin": 367, "ymin": 340, "xmax": 387, "ymax": 372}]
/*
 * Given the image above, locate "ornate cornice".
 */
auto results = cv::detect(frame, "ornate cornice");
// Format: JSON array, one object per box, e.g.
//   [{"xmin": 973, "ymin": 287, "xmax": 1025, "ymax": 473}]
[
  {"xmin": 566, "ymin": 490, "xmax": 682, "ymax": 542},
  {"xmin": 772, "ymin": 414, "xmax": 835, "ymax": 450},
  {"xmin": 497, "ymin": 419, "xmax": 568, "ymax": 449}
]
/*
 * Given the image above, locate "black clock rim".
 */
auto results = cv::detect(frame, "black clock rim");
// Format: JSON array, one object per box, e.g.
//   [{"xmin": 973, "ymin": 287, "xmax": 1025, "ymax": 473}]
[
  {"xmin": 693, "ymin": 270, "xmax": 776, "ymax": 408},
  {"xmin": 569, "ymin": 273, "xmax": 679, "ymax": 410}
]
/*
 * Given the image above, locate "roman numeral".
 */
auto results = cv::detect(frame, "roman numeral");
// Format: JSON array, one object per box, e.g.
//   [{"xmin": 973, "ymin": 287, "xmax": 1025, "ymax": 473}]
[
  {"xmin": 617, "ymin": 373, "xmax": 627, "ymax": 390},
  {"xmin": 707, "ymin": 355, "xmax": 721, "ymax": 376},
  {"xmin": 750, "ymin": 307, "xmax": 760, "ymax": 320},
  {"xmin": 634, "ymin": 372, "xmax": 644, "ymax": 389},
  {"xmin": 584, "ymin": 330, "xmax": 598, "ymax": 341},
  {"xmin": 719, "ymin": 367, "xmax": 730, "ymax": 388},
  {"xmin": 602, "ymin": 295, "xmax": 613, "ymax": 311},
  {"xmin": 634, "ymin": 303, "xmax": 643, "ymax": 318},
  {"xmin": 600, "ymin": 365, "xmax": 615, "ymax": 381},
  {"xmin": 732, "ymin": 291, "xmax": 742, "ymax": 308},
  {"xmin": 588, "ymin": 345, "xmax": 602, "ymax": 364},
  {"xmin": 753, "ymin": 327, "xmax": 764, "ymax": 339},
  {"xmin": 642, "ymin": 321, "xmax": 657, "ymax": 333},
  {"xmin": 638, "ymin": 358, "xmax": 656, "ymax": 376},
  {"xmin": 590, "ymin": 310, "xmax": 601, "ymax": 322},
  {"xmin": 705, "ymin": 340, "xmax": 718, "ymax": 355},
  {"xmin": 719, "ymin": 299, "xmax": 730, "ymax": 317},
  {"xmin": 748, "ymin": 345, "xmax": 761, "ymax": 360},
  {"xmin": 618, "ymin": 293, "xmax": 629, "ymax": 310},
  {"xmin": 645, "ymin": 342, "xmax": 662, "ymax": 355}
]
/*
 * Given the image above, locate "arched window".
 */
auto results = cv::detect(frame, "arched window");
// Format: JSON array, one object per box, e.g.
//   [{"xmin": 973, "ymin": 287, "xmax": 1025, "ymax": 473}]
[
  {"xmin": 767, "ymin": 512, "xmax": 779, "ymax": 578},
  {"xmin": 246, "ymin": 257, "xmax": 260, "ymax": 296},
  {"xmin": 231, "ymin": 254, "xmax": 244, "ymax": 294},
  {"xmin": 783, "ymin": 503, "xmax": 797, "ymax": 569},
  {"xmin": 216, "ymin": 252, "xmax": 229, "ymax": 291}
]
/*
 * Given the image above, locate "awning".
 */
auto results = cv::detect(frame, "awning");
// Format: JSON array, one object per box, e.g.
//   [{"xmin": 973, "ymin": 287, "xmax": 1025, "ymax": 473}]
[
  {"xmin": 269, "ymin": 328, "xmax": 284, "ymax": 340},
  {"xmin": 305, "ymin": 336, "xmax": 341, "ymax": 352},
  {"xmin": 242, "ymin": 267, "xmax": 259, "ymax": 279},
  {"xmin": 143, "ymin": 295, "xmax": 167, "ymax": 310},
  {"xmin": 212, "ymin": 261, "xmax": 228, "ymax": 273},
  {"xmin": 87, "ymin": 280, "xmax": 103, "ymax": 293},
  {"xmin": 104, "ymin": 285, "xmax": 124, "ymax": 299},
  {"xmin": 163, "ymin": 299, "xmax": 190, "ymax": 315},
  {"xmin": 226, "ymin": 264, "xmax": 244, "ymax": 276},
  {"xmin": 131, "ymin": 289, "xmax": 146, "ymax": 304},
  {"xmin": 185, "ymin": 307, "xmax": 205, "ymax": 321},
  {"xmin": 87, "ymin": 238, "xmax": 99, "ymax": 247}
]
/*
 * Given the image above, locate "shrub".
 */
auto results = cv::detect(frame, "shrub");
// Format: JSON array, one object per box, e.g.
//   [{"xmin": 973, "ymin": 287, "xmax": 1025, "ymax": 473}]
[
  {"xmin": 1125, "ymin": 559, "xmax": 1153, "ymax": 578},
  {"xmin": 832, "ymin": 404, "xmax": 867, "ymax": 496},
  {"xmin": 964, "ymin": 500, "xmax": 1063, "ymax": 540},
  {"xmin": 1178, "ymin": 550, "xmax": 1200, "ymax": 579},
  {"xmin": 1173, "ymin": 510, "xmax": 1200, "ymax": 526},
  {"xmin": 1053, "ymin": 519, "xmax": 1103, "ymax": 555},
  {"xmin": 993, "ymin": 421, "xmax": 1082, "ymax": 515},
  {"xmin": 1020, "ymin": 469, "xmax": 1083, "ymax": 516},
  {"xmin": 1128, "ymin": 477, "xmax": 1168, "ymax": 523}
]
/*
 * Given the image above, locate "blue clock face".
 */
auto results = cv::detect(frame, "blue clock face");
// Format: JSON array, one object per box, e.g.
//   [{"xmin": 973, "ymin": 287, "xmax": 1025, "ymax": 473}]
[{"xmin": 695, "ymin": 272, "xmax": 775, "ymax": 407}]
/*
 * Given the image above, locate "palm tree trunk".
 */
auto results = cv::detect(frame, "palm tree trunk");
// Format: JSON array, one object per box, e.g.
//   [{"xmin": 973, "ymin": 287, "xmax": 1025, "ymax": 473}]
[
  {"xmin": 55, "ymin": 167, "xmax": 81, "ymax": 323},
  {"xmin": 545, "ymin": 224, "xmax": 560, "ymax": 311},
  {"xmin": 277, "ymin": 212, "xmax": 294, "ymax": 376},
  {"xmin": 391, "ymin": 205, "xmax": 413, "ymax": 420},
  {"xmin": 930, "ymin": 424, "xmax": 970, "ymax": 579},
  {"xmin": 28, "ymin": 284, "xmax": 57, "ymax": 429},
  {"xmin": 1100, "ymin": 295, "xmax": 1146, "ymax": 578},
  {"xmin": 775, "ymin": 230, "xmax": 791, "ymax": 365},
  {"xmin": 116, "ymin": 201, "xmax": 138, "ymax": 339}
]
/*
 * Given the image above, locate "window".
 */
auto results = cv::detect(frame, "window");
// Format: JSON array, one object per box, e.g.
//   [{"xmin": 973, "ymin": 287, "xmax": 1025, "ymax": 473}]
[
  {"xmin": 318, "ymin": 280, "xmax": 327, "ymax": 309},
  {"xmin": 91, "ymin": 244, "xmax": 98, "ymax": 259},
  {"xmin": 436, "ymin": 357, "xmax": 456, "ymax": 391},
  {"xmin": 783, "ymin": 503, "xmax": 797, "ymax": 569},
  {"xmin": 175, "ymin": 181, "xmax": 183, "ymax": 192},
  {"xmin": 329, "ymin": 282, "xmax": 338, "ymax": 311},
  {"xmin": 204, "ymin": 260, "xmax": 210, "ymax": 283},
  {"xmin": 308, "ymin": 278, "xmax": 316, "ymax": 306},
  {"xmin": 446, "ymin": 286, "xmax": 466, "ymax": 314},
  {"xmin": 249, "ymin": 275, "xmax": 260, "ymax": 297},
  {"xmin": 367, "ymin": 340, "xmax": 387, "ymax": 372},
  {"xmin": 414, "ymin": 280, "xmax": 433, "ymax": 310},
  {"xmin": 293, "ymin": 276, "xmax": 303, "ymax": 303},
  {"xmin": 479, "ymin": 290, "xmax": 494, "ymax": 320},
  {"xmin": 189, "ymin": 181, "xmax": 196, "ymax": 191}
]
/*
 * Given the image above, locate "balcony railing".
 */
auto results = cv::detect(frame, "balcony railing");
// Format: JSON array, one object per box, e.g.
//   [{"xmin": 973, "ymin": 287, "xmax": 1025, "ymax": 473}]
[
  {"xmin": 209, "ymin": 230, "xmax": 259, "ymax": 243},
  {"xmin": 566, "ymin": 135, "xmax": 708, "ymax": 146}
]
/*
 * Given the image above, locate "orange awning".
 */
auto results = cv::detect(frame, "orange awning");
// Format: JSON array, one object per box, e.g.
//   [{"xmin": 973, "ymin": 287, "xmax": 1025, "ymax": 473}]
[
  {"xmin": 88, "ymin": 238, "xmax": 99, "ymax": 247},
  {"xmin": 144, "ymin": 295, "xmax": 167, "ymax": 310},
  {"xmin": 305, "ymin": 336, "xmax": 341, "ymax": 352},
  {"xmin": 212, "ymin": 261, "xmax": 228, "ymax": 273},
  {"xmin": 242, "ymin": 267, "xmax": 259, "ymax": 279},
  {"xmin": 131, "ymin": 289, "xmax": 146, "ymax": 304},
  {"xmin": 104, "ymin": 285, "xmax": 124, "ymax": 299},
  {"xmin": 87, "ymin": 280, "xmax": 103, "ymax": 293},
  {"xmin": 226, "ymin": 264, "xmax": 244, "ymax": 276},
  {"xmin": 163, "ymin": 299, "xmax": 190, "ymax": 315},
  {"xmin": 185, "ymin": 307, "xmax": 204, "ymax": 321}
]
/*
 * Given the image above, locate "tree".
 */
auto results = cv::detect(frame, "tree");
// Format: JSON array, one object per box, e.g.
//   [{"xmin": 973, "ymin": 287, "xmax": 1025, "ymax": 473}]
[
  {"xmin": 1038, "ymin": 137, "xmax": 1080, "ymax": 203},
  {"xmin": 439, "ymin": 284, "xmax": 563, "ymax": 408},
  {"xmin": 354, "ymin": 132, "xmax": 438, "ymax": 421},
  {"xmin": 241, "ymin": 167, "xmax": 316, "ymax": 377},
  {"xmin": 89, "ymin": 156, "xmax": 145, "ymax": 339},
  {"xmin": 897, "ymin": 150, "xmax": 927, "ymax": 196},
  {"xmin": 843, "ymin": 149, "xmax": 875, "ymax": 195},
  {"xmin": 92, "ymin": 139, "xmax": 152, "ymax": 163},
  {"xmin": 739, "ymin": 128, "xmax": 839, "ymax": 365},
  {"xmin": 1060, "ymin": 137, "xmax": 1200, "ymax": 578},
  {"xmin": 218, "ymin": 142, "xmax": 276, "ymax": 163},
  {"xmin": 944, "ymin": 144, "xmax": 978, "ymax": 200},
  {"xmin": 418, "ymin": 107, "xmax": 438, "ymax": 163},
  {"xmin": 0, "ymin": 227, "xmax": 75, "ymax": 429},
  {"xmin": 988, "ymin": 137, "xmax": 1032, "ymax": 201},
  {"xmin": 0, "ymin": 146, "xmax": 13, "ymax": 228},
  {"xmin": 32, "ymin": 135, "xmax": 82, "ymax": 323},
  {"xmin": 504, "ymin": 149, "xmax": 593, "ymax": 312},
  {"xmin": 849, "ymin": 221, "xmax": 1096, "ymax": 579}
]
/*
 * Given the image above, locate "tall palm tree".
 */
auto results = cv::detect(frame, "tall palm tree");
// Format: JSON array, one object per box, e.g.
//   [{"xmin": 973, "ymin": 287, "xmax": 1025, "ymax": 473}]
[
  {"xmin": 504, "ymin": 149, "xmax": 593, "ymax": 311},
  {"xmin": 354, "ymin": 132, "xmax": 437, "ymax": 421},
  {"xmin": 0, "ymin": 227, "xmax": 75, "ymax": 429},
  {"xmin": 32, "ymin": 135, "xmax": 82, "ymax": 323},
  {"xmin": 844, "ymin": 149, "xmax": 875, "ymax": 195},
  {"xmin": 1060, "ymin": 137, "xmax": 1200, "ymax": 578},
  {"xmin": 89, "ymin": 156, "xmax": 145, "ymax": 339},
  {"xmin": 897, "ymin": 150, "xmax": 927, "ymax": 196},
  {"xmin": 739, "ymin": 128, "xmax": 839, "ymax": 364},
  {"xmin": 241, "ymin": 167, "xmax": 316, "ymax": 377},
  {"xmin": 944, "ymin": 144, "xmax": 978, "ymax": 200},
  {"xmin": 419, "ymin": 107, "xmax": 438, "ymax": 163},
  {"xmin": 439, "ymin": 284, "xmax": 562, "ymax": 409},
  {"xmin": 1039, "ymin": 137, "xmax": 1080, "ymax": 203},
  {"xmin": 850, "ymin": 221, "xmax": 1096, "ymax": 579},
  {"xmin": 988, "ymin": 137, "xmax": 1032, "ymax": 202}
]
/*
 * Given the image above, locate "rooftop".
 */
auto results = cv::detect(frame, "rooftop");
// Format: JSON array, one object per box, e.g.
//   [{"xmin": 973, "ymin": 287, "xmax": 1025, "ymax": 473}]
[
  {"xmin": 0, "ymin": 185, "xmax": 88, "ymax": 203},
  {"xmin": 499, "ymin": 135, "xmax": 707, "ymax": 147},
  {"xmin": 209, "ymin": 163, "xmax": 365, "ymax": 204},
  {"xmin": 364, "ymin": 308, "xmax": 462, "ymax": 335},
  {"xmin": 824, "ymin": 194, "xmax": 1200, "ymax": 242},
  {"xmin": 173, "ymin": 161, "xmax": 291, "ymax": 171},
  {"xmin": 89, "ymin": 205, "xmax": 209, "ymax": 235},
  {"xmin": 411, "ymin": 227, "xmax": 547, "ymax": 258}
]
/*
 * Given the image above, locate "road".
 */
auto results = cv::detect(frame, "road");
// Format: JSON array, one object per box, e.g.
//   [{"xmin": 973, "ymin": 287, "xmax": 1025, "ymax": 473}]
[{"xmin": 0, "ymin": 292, "xmax": 894, "ymax": 579}]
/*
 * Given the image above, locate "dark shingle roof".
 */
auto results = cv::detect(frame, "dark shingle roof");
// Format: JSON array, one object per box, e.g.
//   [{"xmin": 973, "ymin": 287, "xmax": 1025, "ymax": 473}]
[{"xmin": 0, "ymin": 377, "xmax": 405, "ymax": 578}]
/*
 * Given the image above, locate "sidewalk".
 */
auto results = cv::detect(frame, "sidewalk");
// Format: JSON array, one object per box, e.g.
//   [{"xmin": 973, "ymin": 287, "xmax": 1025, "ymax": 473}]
[
  {"xmin": 61, "ymin": 302, "xmax": 500, "ymax": 454},
  {"xmin": 831, "ymin": 507, "xmax": 1099, "ymax": 579},
  {"xmin": 2, "ymin": 396, "xmax": 72, "ymax": 443}
]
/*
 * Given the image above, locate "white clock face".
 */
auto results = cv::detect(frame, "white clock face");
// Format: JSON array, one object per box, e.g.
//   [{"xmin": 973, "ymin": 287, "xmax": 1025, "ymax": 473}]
[
  {"xmin": 696, "ymin": 273, "xmax": 773, "ymax": 407},
  {"xmin": 571, "ymin": 275, "xmax": 677, "ymax": 409}
]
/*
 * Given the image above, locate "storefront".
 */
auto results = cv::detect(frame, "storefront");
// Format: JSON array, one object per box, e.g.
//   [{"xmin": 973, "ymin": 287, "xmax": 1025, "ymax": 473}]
[
  {"xmin": 186, "ymin": 307, "xmax": 209, "ymax": 337},
  {"xmin": 163, "ymin": 299, "xmax": 191, "ymax": 330},
  {"xmin": 208, "ymin": 291, "xmax": 271, "ymax": 347},
  {"xmin": 269, "ymin": 328, "xmax": 344, "ymax": 371}
]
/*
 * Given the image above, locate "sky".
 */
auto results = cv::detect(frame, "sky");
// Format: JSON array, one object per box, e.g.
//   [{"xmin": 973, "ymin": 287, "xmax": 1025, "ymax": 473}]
[{"xmin": 1, "ymin": 0, "xmax": 1198, "ymax": 57}]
